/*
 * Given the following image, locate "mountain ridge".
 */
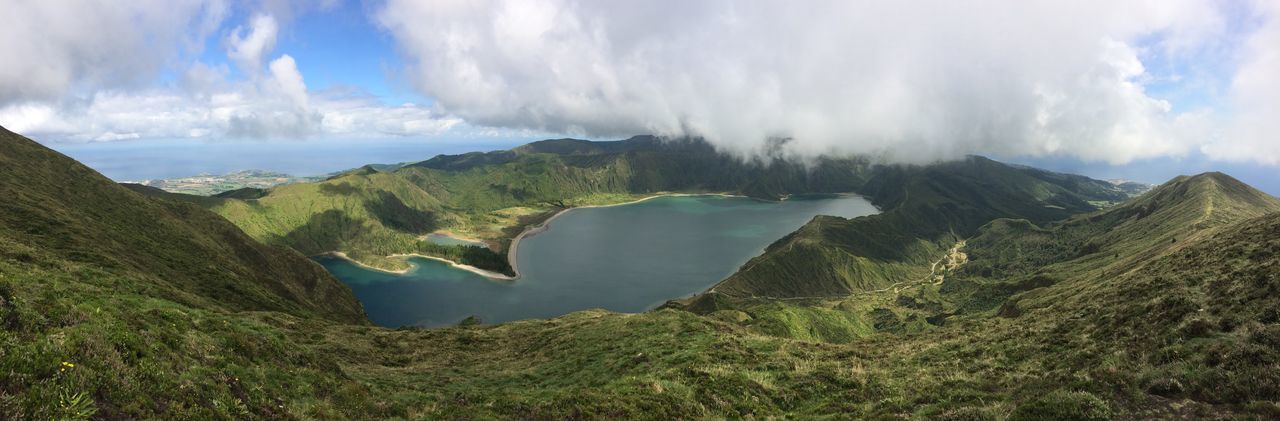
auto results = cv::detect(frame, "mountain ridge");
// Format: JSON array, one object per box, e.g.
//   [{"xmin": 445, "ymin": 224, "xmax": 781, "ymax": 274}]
[{"xmin": 687, "ymin": 155, "xmax": 1130, "ymax": 302}]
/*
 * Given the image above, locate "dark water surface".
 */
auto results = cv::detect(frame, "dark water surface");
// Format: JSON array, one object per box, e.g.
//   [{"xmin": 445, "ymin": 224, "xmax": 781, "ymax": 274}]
[{"xmin": 318, "ymin": 195, "xmax": 877, "ymax": 327}]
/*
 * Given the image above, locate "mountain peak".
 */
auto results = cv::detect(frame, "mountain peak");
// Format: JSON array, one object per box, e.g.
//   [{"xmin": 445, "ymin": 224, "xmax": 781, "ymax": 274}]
[
  {"xmin": 1097, "ymin": 171, "xmax": 1280, "ymax": 235},
  {"xmin": 1157, "ymin": 171, "xmax": 1278, "ymax": 210}
]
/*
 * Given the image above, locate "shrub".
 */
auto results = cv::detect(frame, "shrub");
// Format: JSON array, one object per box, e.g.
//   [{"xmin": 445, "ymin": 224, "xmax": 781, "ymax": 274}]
[
  {"xmin": 1009, "ymin": 390, "xmax": 1112, "ymax": 421},
  {"xmin": 935, "ymin": 405, "xmax": 999, "ymax": 421},
  {"xmin": 1250, "ymin": 325, "xmax": 1280, "ymax": 348},
  {"xmin": 1179, "ymin": 318, "xmax": 1216, "ymax": 338},
  {"xmin": 1145, "ymin": 378, "xmax": 1184, "ymax": 397}
]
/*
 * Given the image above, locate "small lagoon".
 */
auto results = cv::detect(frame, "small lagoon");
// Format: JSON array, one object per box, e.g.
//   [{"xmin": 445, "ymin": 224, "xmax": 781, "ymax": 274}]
[{"xmin": 318, "ymin": 194, "xmax": 877, "ymax": 327}]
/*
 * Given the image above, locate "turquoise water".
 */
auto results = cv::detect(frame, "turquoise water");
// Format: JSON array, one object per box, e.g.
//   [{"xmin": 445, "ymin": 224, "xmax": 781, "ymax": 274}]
[{"xmin": 317, "ymin": 194, "xmax": 877, "ymax": 327}]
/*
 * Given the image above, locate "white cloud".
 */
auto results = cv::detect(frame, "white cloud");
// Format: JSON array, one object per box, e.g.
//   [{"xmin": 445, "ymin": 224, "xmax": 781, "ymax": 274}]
[
  {"xmin": 0, "ymin": 6, "xmax": 461, "ymax": 143},
  {"xmin": 377, "ymin": 0, "xmax": 1234, "ymax": 164},
  {"xmin": 268, "ymin": 55, "xmax": 308, "ymax": 107},
  {"xmin": 227, "ymin": 14, "xmax": 280, "ymax": 76},
  {"xmin": 1203, "ymin": 0, "xmax": 1280, "ymax": 165},
  {"xmin": 0, "ymin": 84, "xmax": 459, "ymax": 142},
  {"xmin": 319, "ymin": 96, "xmax": 462, "ymax": 136},
  {"xmin": 0, "ymin": 0, "xmax": 227, "ymax": 104},
  {"xmin": 5, "ymin": 0, "xmax": 1276, "ymax": 166}
]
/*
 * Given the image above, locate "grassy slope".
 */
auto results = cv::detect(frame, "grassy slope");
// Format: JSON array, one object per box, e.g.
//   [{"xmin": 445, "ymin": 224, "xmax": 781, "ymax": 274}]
[
  {"xmin": 699, "ymin": 156, "xmax": 1129, "ymax": 299},
  {"xmin": 309, "ymin": 175, "xmax": 1280, "ymax": 418},
  {"xmin": 960, "ymin": 172, "xmax": 1280, "ymax": 288},
  {"xmin": 914, "ymin": 173, "xmax": 1280, "ymax": 416},
  {"xmin": 211, "ymin": 170, "xmax": 449, "ymax": 270},
  {"xmin": 0, "ymin": 127, "xmax": 372, "ymax": 418},
  {"xmin": 0, "ymin": 128, "xmax": 363, "ymax": 323},
  {"xmin": 4, "ymin": 125, "xmax": 1280, "ymax": 418}
]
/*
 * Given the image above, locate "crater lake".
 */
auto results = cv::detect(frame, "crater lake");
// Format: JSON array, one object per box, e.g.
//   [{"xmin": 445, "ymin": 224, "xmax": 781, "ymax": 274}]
[{"xmin": 317, "ymin": 194, "xmax": 878, "ymax": 327}]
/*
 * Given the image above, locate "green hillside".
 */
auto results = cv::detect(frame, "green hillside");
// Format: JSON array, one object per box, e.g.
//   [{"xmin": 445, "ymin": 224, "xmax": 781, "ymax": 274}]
[
  {"xmin": 6, "ymin": 124, "xmax": 1280, "ymax": 418},
  {"xmin": 0, "ymin": 128, "xmax": 364, "ymax": 323},
  {"xmin": 959, "ymin": 172, "xmax": 1280, "ymax": 287},
  {"xmin": 695, "ymin": 156, "xmax": 1129, "ymax": 300},
  {"xmin": 0, "ymin": 126, "xmax": 372, "ymax": 418}
]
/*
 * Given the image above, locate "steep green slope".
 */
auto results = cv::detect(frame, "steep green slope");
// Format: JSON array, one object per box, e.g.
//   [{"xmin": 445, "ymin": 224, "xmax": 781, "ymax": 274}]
[
  {"xmin": 0, "ymin": 126, "xmax": 372, "ymax": 417},
  {"xmin": 960, "ymin": 172, "xmax": 1280, "ymax": 286},
  {"xmin": 210, "ymin": 170, "xmax": 452, "ymax": 270},
  {"xmin": 212, "ymin": 187, "xmax": 268, "ymax": 199},
  {"xmin": 906, "ymin": 174, "xmax": 1280, "ymax": 415},
  {"xmin": 699, "ymin": 156, "xmax": 1128, "ymax": 300},
  {"xmin": 0, "ymin": 127, "xmax": 364, "ymax": 323}
]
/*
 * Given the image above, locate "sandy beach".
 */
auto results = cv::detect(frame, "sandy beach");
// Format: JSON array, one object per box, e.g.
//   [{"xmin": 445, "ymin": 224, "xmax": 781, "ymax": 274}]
[
  {"xmin": 316, "ymin": 251, "xmax": 516, "ymax": 280},
  {"xmin": 387, "ymin": 253, "xmax": 516, "ymax": 280},
  {"xmin": 315, "ymin": 251, "xmax": 412, "ymax": 274}
]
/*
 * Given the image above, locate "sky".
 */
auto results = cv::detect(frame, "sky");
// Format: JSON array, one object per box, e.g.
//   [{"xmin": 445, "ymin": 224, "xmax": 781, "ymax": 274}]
[{"xmin": 0, "ymin": 1, "xmax": 1277, "ymax": 193}]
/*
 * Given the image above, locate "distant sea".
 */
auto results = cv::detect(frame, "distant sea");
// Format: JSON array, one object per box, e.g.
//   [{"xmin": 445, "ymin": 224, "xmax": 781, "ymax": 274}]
[
  {"xmin": 1001, "ymin": 154, "xmax": 1280, "ymax": 198},
  {"xmin": 45, "ymin": 137, "xmax": 530, "ymax": 181},
  {"xmin": 41, "ymin": 137, "xmax": 1280, "ymax": 197}
]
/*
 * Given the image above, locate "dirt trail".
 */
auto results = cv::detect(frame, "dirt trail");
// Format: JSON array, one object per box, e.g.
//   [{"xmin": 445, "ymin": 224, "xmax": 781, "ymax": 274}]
[
  {"xmin": 722, "ymin": 240, "xmax": 968, "ymax": 301},
  {"xmin": 870, "ymin": 240, "xmax": 967, "ymax": 294}
]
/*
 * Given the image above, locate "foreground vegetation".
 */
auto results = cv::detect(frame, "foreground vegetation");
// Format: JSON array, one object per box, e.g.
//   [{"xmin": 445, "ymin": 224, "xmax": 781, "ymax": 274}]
[{"xmin": 4, "ymin": 126, "xmax": 1280, "ymax": 418}]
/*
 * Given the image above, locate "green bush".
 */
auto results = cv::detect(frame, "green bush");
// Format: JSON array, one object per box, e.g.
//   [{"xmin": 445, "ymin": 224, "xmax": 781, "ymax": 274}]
[{"xmin": 1009, "ymin": 390, "xmax": 1112, "ymax": 421}]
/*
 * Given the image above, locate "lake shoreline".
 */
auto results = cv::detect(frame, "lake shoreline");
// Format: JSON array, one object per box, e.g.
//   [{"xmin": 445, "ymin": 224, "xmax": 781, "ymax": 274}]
[
  {"xmin": 323, "ymin": 192, "xmax": 823, "ymax": 282},
  {"xmin": 314, "ymin": 251, "xmax": 516, "ymax": 280},
  {"xmin": 389, "ymin": 254, "xmax": 517, "ymax": 280},
  {"xmin": 314, "ymin": 252, "xmax": 411, "ymax": 275},
  {"xmin": 322, "ymin": 192, "xmax": 878, "ymax": 327}
]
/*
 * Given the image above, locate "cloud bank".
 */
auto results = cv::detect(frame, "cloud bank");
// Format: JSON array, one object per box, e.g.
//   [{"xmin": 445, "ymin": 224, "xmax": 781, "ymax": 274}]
[
  {"xmin": 0, "ymin": 2, "xmax": 459, "ymax": 142},
  {"xmin": 0, "ymin": 0, "xmax": 225, "ymax": 103},
  {"xmin": 377, "ymin": 0, "xmax": 1264, "ymax": 164},
  {"xmin": 2, "ymin": 1, "xmax": 1276, "ymax": 167},
  {"xmin": 1205, "ymin": 0, "xmax": 1280, "ymax": 165}
]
